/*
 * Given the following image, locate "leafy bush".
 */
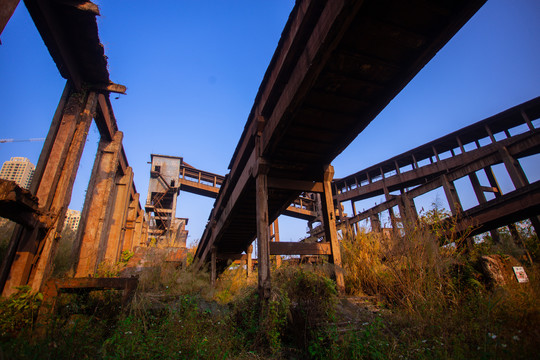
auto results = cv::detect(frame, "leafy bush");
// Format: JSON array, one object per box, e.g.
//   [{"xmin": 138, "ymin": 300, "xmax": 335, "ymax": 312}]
[
  {"xmin": 1, "ymin": 207, "xmax": 539, "ymax": 359},
  {"xmin": 0, "ymin": 286, "xmax": 43, "ymax": 338},
  {"xmin": 231, "ymin": 267, "xmax": 338, "ymax": 356}
]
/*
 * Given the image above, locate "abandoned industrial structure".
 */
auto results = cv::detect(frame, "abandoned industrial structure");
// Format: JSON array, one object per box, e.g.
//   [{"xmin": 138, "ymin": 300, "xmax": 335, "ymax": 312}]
[{"xmin": 0, "ymin": 0, "xmax": 538, "ymax": 304}]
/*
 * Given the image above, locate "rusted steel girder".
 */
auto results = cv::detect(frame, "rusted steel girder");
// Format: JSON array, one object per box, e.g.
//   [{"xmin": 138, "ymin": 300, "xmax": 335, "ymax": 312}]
[{"xmin": 0, "ymin": 0, "xmax": 20, "ymax": 40}]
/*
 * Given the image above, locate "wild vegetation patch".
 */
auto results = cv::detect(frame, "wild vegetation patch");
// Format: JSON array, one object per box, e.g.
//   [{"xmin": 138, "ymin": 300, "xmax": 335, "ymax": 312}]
[{"xmin": 1, "ymin": 212, "xmax": 539, "ymax": 359}]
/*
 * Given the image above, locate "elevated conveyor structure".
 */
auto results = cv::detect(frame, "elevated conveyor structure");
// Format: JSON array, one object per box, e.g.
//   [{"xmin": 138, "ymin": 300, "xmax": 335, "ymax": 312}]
[
  {"xmin": 330, "ymin": 97, "xmax": 540, "ymax": 244},
  {"xmin": 194, "ymin": 0, "xmax": 486, "ymax": 296}
]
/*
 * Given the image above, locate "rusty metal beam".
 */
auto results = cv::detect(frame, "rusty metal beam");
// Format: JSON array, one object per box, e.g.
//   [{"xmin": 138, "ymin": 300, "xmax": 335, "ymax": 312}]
[
  {"xmin": 0, "ymin": 0, "xmax": 20, "ymax": 39},
  {"xmin": 268, "ymin": 177, "xmax": 324, "ymax": 193},
  {"xmin": 53, "ymin": 0, "xmax": 100, "ymax": 15},
  {"xmin": 269, "ymin": 241, "xmax": 331, "ymax": 255},
  {"xmin": 25, "ymin": 0, "xmax": 83, "ymax": 89}
]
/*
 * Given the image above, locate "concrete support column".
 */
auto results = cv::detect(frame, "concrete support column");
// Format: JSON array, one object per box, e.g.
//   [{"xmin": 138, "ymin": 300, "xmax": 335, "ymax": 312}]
[
  {"xmin": 469, "ymin": 172, "xmax": 487, "ymax": 203},
  {"xmin": 469, "ymin": 171, "xmax": 500, "ymax": 242},
  {"xmin": 322, "ymin": 165, "xmax": 345, "ymax": 293},
  {"xmin": 382, "ymin": 183, "xmax": 397, "ymax": 231},
  {"xmin": 500, "ymin": 146, "xmax": 528, "ymax": 189},
  {"xmin": 141, "ymin": 221, "xmax": 149, "ymax": 246},
  {"xmin": 442, "ymin": 174, "xmax": 462, "ymax": 216},
  {"xmin": 255, "ymin": 159, "xmax": 271, "ymax": 300},
  {"xmin": 104, "ymin": 167, "xmax": 134, "ymax": 265},
  {"xmin": 133, "ymin": 210, "xmax": 145, "ymax": 248},
  {"xmin": 370, "ymin": 214, "xmax": 381, "ymax": 232},
  {"xmin": 122, "ymin": 193, "xmax": 140, "ymax": 252},
  {"xmin": 1, "ymin": 86, "xmax": 97, "ymax": 295},
  {"xmin": 400, "ymin": 191, "xmax": 418, "ymax": 231},
  {"xmin": 73, "ymin": 131, "xmax": 123, "ymax": 277}
]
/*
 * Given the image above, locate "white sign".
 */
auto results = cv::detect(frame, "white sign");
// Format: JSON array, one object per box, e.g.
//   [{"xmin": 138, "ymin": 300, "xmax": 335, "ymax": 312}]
[{"xmin": 513, "ymin": 266, "xmax": 529, "ymax": 283}]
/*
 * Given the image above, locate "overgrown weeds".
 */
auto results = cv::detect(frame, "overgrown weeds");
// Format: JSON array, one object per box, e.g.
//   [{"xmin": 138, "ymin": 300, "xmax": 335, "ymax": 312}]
[
  {"xmin": 339, "ymin": 211, "xmax": 540, "ymax": 359},
  {"xmin": 1, "ymin": 212, "xmax": 539, "ymax": 359},
  {"xmin": 0, "ymin": 286, "xmax": 43, "ymax": 338}
]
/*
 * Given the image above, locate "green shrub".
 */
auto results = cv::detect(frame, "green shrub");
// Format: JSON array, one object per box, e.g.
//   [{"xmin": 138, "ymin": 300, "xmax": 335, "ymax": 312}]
[{"xmin": 0, "ymin": 286, "xmax": 43, "ymax": 338}]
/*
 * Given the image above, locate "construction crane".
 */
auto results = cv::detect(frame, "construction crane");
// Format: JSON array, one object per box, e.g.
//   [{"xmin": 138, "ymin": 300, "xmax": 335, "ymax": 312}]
[{"xmin": 0, "ymin": 138, "xmax": 45, "ymax": 144}]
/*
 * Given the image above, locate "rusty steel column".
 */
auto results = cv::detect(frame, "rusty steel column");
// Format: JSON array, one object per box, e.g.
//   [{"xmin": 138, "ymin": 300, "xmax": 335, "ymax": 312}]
[
  {"xmin": 122, "ymin": 193, "xmax": 140, "ymax": 252},
  {"xmin": 321, "ymin": 165, "xmax": 345, "ymax": 293},
  {"xmin": 273, "ymin": 218, "xmax": 282, "ymax": 268},
  {"xmin": 73, "ymin": 131, "xmax": 123, "ymax": 277},
  {"xmin": 351, "ymin": 200, "xmax": 359, "ymax": 234},
  {"xmin": 255, "ymin": 159, "xmax": 271, "ymax": 299},
  {"xmin": 2, "ymin": 87, "xmax": 97, "ymax": 295},
  {"xmin": 246, "ymin": 244, "xmax": 253, "ymax": 278},
  {"xmin": 104, "ymin": 167, "xmax": 133, "ymax": 265}
]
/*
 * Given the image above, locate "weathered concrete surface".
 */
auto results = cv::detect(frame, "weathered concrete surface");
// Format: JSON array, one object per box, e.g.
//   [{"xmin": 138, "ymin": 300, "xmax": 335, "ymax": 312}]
[
  {"xmin": 2, "ymin": 88, "xmax": 97, "ymax": 296},
  {"xmin": 0, "ymin": 179, "xmax": 40, "ymax": 228},
  {"xmin": 73, "ymin": 132, "xmax": 123, "ymax": 277},
  {"xmin": 104, "ymin": 167, "xmax": 133, "ymax": 265},
  {"xmin": 479, "ymin": 255, "xmax": 525, "ymax": 289}
]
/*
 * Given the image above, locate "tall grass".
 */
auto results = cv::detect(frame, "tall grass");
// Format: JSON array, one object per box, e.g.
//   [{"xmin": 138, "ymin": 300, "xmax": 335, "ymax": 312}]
[
  {"xmin": 341, "ymin": 226, "xmax": 459, "ymax": 314},
  {"xmin": 1, "ymin": 213, "xmax": 539, "ymax": 359},
  {"xmin": 340, "ymin": 214, "xmax": 540, "ymax": 359}
]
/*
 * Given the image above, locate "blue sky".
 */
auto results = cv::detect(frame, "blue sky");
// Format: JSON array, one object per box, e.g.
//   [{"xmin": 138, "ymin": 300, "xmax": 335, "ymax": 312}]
[{"xmin": 1, "ymin": 0, "xmax": 539, "ymax": 246}]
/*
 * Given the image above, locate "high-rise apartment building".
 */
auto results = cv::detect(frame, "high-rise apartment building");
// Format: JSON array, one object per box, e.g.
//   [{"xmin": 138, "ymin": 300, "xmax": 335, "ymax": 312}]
[
  {"xmin": 0, "ymin": 157, "xmax": 35, "ymax": 190},
  {"xmin": 64, "ymin": 209, "xmax": 81, "ymax": 232}
]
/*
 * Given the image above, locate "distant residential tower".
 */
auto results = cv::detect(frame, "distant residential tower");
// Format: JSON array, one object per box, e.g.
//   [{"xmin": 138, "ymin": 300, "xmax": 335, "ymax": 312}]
[
  {"xmin": 0, "ymin": 157, "xmax": 35, "ymax": 190},
  {"xmin": 64, "ymin": 209, "xmax": 81, "ymax": 232}
]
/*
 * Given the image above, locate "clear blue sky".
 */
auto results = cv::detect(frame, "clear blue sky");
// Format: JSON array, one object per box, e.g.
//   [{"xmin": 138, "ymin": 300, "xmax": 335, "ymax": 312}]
[{"xmin": 1, "ymin": 0, "xmax": 539, "ymax": 246}]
